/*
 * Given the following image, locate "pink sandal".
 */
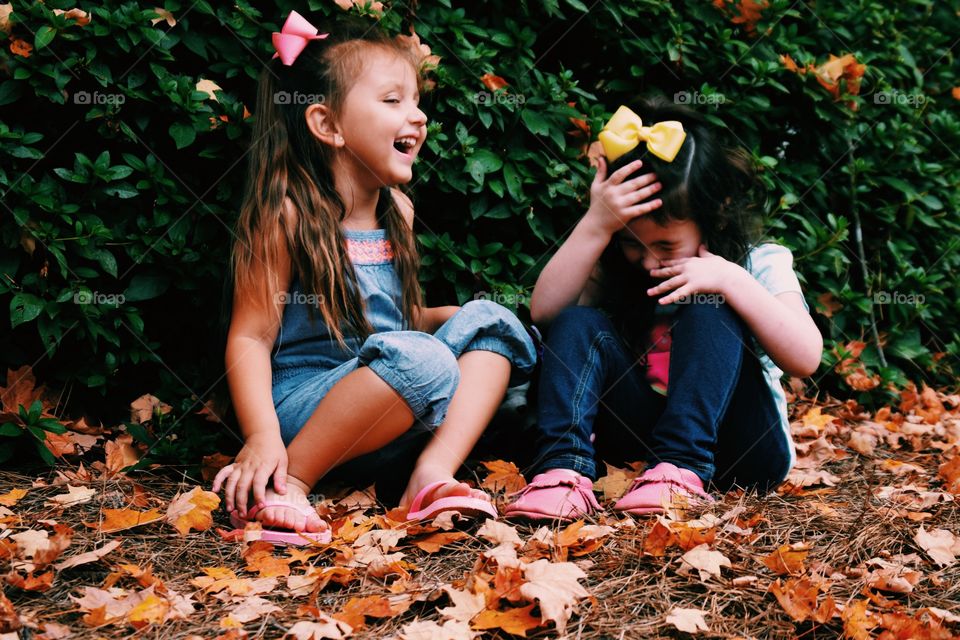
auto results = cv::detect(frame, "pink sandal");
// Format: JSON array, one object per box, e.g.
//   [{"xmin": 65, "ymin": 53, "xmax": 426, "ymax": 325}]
[
  {"xmin": 613, "ymin": 462, "xmax": 713, "ymax": 515},
  {"xmin": 228, "ymin": 501, "xmax": 332, "ymax": 546},
  {"xmin": 503, "ymin": 469, "xmax": 600, "ymax": 521},
  {"xmin": 405, "ymin": 480, "xmax": 498, "ymax": 521}
]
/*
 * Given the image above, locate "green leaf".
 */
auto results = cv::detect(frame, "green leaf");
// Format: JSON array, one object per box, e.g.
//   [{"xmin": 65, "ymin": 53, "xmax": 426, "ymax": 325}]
[
  {"xmin": 123, "ymin": 274, "xmax": 171, "ymax": 302},
  {"xmin": 10, "ymin": 293, "xmax": 43, "ymax": 328},
  {"xmin": 520, "ymin": 109, "xmax": 551, "ymax": 136},
  {"xmin": 169, "ymin": 122, "xmax": 196, "ymax": 149},
  {"xmin": 35, "ymin": 26, "xmax": 57, "ymax": 50}
]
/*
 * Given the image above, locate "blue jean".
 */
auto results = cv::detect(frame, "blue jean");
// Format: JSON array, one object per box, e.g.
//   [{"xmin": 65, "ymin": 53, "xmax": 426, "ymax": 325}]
[
  {"xmin": 531, "ymin": 304, "xmax": 792, "ymax": 491},
  {"xmin": 272, "ymin": 299, "xmax": 538, "ymax": 486}
]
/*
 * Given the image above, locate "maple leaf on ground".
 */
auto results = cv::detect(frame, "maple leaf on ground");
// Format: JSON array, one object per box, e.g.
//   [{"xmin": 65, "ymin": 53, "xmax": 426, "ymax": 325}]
[
  {"xmin": 286, "ymin": 616, "xmax": 353, "ymax": 640},
  {"xmin": 335, "ymin": 595, "xmax": 407, "ymax": 630},
  {"xmin": 165, "ymin": 486, "xmax": 220, "ymax": 535},
  {"xmin": 438, "ymin": 586, "xmax": 486, "ymax": 624},
  {"xmin": 48, "ymin": 485, "xmax": 96, "ymax": 507},
  {"xmin": 769, "ymin": 577, "xmax": 836, "ymax": 623},
  {"xmin": 938, "ymin": 455, "xmax": 960, "ymax": 494},
  {"xmin": 85, "ymin": 507, "xmax": 164, "ymax": 533},
  {"xmin": 471, "ymin": 605, "xmax": 542, "ymax": 636},
  {"xmin": 666, "ymin": 607, "xmax": 710, "ymax": 634},
  {"xmin": 864, "ymin": 558, "xmax": 922, "ymax": 594},
  {"xmin": 678, "ymin": 544, "xmax": 731, "ymax": 581},
  {"xmin": 518, "ymin": 559, "xmax": 589, "ymax": 634},
  {"xmin": 593, "ymin": 462, "xmax": 642, "ymax": 501},
  {"xmin": 129, "ymin": 393, "xmax": 172, "ymax": 424},
  {"xmin": 0, "ymin": 488, "xmax": 28, "ymax": 506},
  {"xmin": 914, "ymin": 526, "xmax": 960, "ymax": 566},
  {"xmin": 480, "ymin": 460, "xmax": 526, "ymax": 494},
  {"xmin": 762, "ymin": 542, "xmax": 809, "ymax": 575},
  {"xmin": 399, "ymin": 618, "xmax": 477, "ymax": 640},
  {"xmin": 222, "ymin": 595, "xmax": 281, "ymax": 625},
  {"xmin": 411, "ymin": 531, "xmax": 469, "ymax": 553},
  {"xmin": 53, "ymin": 539, "xmax": 121, "ymax": 571}
]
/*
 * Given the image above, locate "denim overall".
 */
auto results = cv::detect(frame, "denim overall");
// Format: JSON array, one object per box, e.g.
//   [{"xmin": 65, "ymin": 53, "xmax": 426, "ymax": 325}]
[{"xmin": 270, "ymin": 228, "xmax": 537, "ymax": 482}]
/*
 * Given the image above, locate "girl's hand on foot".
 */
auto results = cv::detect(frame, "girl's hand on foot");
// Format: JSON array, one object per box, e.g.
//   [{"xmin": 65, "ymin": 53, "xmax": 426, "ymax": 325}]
[{"xmin": 211, "ymin": 433, "xmax": 289, "ymax": 518}]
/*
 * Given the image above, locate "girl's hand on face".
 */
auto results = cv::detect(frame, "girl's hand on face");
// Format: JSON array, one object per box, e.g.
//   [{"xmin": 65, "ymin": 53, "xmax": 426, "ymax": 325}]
[
  {"xmin": 646, "ymin": 244, "xmax": 741, "ymax": 305},
  {"xmin": 584, "ymin": 156, "xmax": 664, "ymax": 237},
  {"xmin": 211, "ymin": 432, "xmax": 289, "ymax": 518}
]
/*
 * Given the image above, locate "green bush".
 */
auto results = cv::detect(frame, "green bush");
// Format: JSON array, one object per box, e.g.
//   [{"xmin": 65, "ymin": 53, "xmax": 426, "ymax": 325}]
[{"xmin": 1, "ymin": 1, "xmax": 957, "ymax": 468}]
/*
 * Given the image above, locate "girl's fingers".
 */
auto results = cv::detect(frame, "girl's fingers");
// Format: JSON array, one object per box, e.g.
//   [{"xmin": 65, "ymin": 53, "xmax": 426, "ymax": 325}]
[
  {"xmin": 274, "ymin": 460, "xmax": 288, "ymax": 495},
  {"xmin": 251, "ymin": 466, "xmax": 274, "ymax": 509},
  {"xmin": 623, "ymin": 198, "xmax": 663, "ymax": 217},
  {"xmin": 236, "ymin": 472, "xmax": 255, "ymax": 517},
  {"xmin": 592, "ymin": 156, "xmax": 608, "ymax": 185},
  {"xmin": 661, "ymin": 286, "xmax": 692, "ymax": 305},
  {"xmin": 223, "ymin": 470, "xmax": 240, "ymax": 513},
  {"xmin": 607, "ymin": 159, "xmax": 644, "ymax": 185},
  {"xmin": 647, "ymin": 275, "xmax": 685, "ymax": 296},
  {"xmin": 623, "ymin": 180, "xmax": 663, "ymax": 207},
  {"xmin": 211, "ymin": 464, "xmax": 233, "ymax": 493},
  {"xmin": 619, "ymin": 172, "xmax": 659, "ymax": 192}
]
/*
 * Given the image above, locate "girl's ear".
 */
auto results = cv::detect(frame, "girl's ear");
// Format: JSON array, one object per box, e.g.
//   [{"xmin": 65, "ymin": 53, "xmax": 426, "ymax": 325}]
[{"xmin": 305, "ymin": 103, "xmax": 344, "ymax": 148}]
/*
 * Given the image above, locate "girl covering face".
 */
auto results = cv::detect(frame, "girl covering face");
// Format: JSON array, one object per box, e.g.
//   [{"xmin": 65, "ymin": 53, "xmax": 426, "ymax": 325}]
[{"xmin": 506, "ymin": 96, "xmax": 822, "ymax": 522}]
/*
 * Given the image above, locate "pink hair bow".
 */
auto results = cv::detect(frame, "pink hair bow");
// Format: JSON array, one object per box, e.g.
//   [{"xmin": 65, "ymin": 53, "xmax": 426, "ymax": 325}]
[{"xmin": 272, "ymin": 11, "xmax": 328, "ymax": 66}]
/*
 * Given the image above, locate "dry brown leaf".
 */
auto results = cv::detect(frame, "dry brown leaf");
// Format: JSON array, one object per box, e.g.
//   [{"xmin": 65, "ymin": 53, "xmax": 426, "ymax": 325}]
[
  {"xmin": 0, "ymin": 488, "xmax": 28, "ymax": 506},
  {"xmin": 438, "ymin": 586, "xmax": 486, "ymax": 624},
  {"xmin": 286, "ymin": 616, "xmax": 353, "ymax": 640},
  {"xmin": 165, "ymin": 486, "xmax": 220, "ymax": 536},
  {"xmin": 666, "ymin": 607, "xmax": 710, "ymax": 634},
  {"xmin": 678, "ymin": 544, "xmax": 731, "ymax": 581},
  {"xmin": 85, "ymin": 508, "xmax": 164, "ymax": 533},
  {"xmin": 518, "ymin": 559, "xmax": 589, "ymax": 634},
  {"xmin": 762, "ymin": 542, "xmax": 809, "ymax": 575},
  {"xmin": 411, "ymin": 531, "xmax": 468, "ymax": 553},
  {"xmin": 398, "ymin": 618, "xmax": 476, "ymax": 640},
  {"xmin": 480, "ymin": 460, "xmax": 526, "ymax": 494},
  {"xmin": 914, "ymin": 526, "xmax": 960, "ymax": 566},
  {"xmin": 471, "ymin": 605, "xmax": 542, "ymax": 636},
  {"xmin": 53, "ymin": 539, "xmax": 121, "ymax": 571},
  {"xmin": 129, "ymin": 394, "xmax": 172, "ymax": 424},
  {"xmin": 593, "ymin": 462, "xmax": 640, "ymax": 501}
]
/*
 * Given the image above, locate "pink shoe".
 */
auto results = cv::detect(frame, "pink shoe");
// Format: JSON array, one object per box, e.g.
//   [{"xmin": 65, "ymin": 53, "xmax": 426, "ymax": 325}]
[
  {"xmin": 613, "ymin": 462, "xmax": 713, "ymax": 515},
  {"xmin": 405, "ymin": 480, "xmax": 498, "ymax": 521},
  {"xmin": 503, "ymin": 469, "xmax": 600, "ymax": 522},
  {"xmin": 228, "ymin": 501, "xmax": 332, "ymax": 546}
]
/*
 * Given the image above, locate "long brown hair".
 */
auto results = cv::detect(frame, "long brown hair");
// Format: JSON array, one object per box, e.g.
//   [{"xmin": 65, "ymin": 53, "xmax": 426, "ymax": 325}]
[{"xmin": 230, "ymin": 15, "xmax": 423, "ymax": 346}]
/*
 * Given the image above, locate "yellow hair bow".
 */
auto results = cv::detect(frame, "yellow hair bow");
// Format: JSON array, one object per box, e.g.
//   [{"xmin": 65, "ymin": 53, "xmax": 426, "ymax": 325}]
[{"xmin": 598, "ymin": 106, "xmax": 687, "ymax": 163}]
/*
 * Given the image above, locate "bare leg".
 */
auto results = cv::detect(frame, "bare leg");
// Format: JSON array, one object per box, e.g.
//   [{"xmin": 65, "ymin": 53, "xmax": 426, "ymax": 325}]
[
  {"xmin": 399, "ymin": 350, "xmax": 511, "ymax": 507},
  {"xmin": 251, "ymin": 366, "xmax": 415, "ymax": 531}
]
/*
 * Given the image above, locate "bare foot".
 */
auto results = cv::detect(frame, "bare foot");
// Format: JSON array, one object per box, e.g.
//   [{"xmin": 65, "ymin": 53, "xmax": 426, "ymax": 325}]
[
  {"xmin": 234, "ymin": 476, "xmax": 327, "ymax": 533},
  {"xmin": 399, "ymin": 464, "xmax": 491, "ymax": 509}
]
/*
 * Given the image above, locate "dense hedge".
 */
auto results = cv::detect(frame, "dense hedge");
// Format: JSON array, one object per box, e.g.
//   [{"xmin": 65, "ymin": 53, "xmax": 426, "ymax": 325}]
[{"xmin": 1, "ymin": 1, "xmax": 957, "ymax": 467}]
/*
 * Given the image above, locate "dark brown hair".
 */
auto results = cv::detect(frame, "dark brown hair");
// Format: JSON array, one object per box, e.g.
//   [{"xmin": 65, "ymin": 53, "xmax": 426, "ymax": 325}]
[
  {"xmin": 599, "ymin": 95, "xmax": 762, "ymax": 351},
  {"xmin": 230, "ymin": 15, "xmax": 423, "ymax": 345}
]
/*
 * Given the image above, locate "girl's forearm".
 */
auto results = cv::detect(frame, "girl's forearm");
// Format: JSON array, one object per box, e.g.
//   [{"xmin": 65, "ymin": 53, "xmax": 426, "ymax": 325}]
[
  {"xmin": 225, "ymin": 335, "xmax": 284, "ymax": 441},
  {"xmin": 416, "ymin": 305, "xmax": 460, "ymax": 333},
  {"xmin": 530, "ymin": 214, "xmax": 611, "ymax": 324},
  {"xmin": 720, "ymin": 267, "xmax": 823, "ymax": 377}
]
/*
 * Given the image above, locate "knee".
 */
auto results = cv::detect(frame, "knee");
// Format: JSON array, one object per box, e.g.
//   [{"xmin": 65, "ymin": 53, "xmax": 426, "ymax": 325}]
[
  {"xmin": 674, "ymin": 297, "xmax": 742, "ymax": 334},
  {"xmin": 360, "ymin": 331, "xmax": 460, "ymax": 422},
  {"xmin": 546, "ymin": 306, "xmax": 612, "ymax": 341},
  {"xmin": 459, "ymin": 299, "xmax": 524, "ymax": 332}
]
